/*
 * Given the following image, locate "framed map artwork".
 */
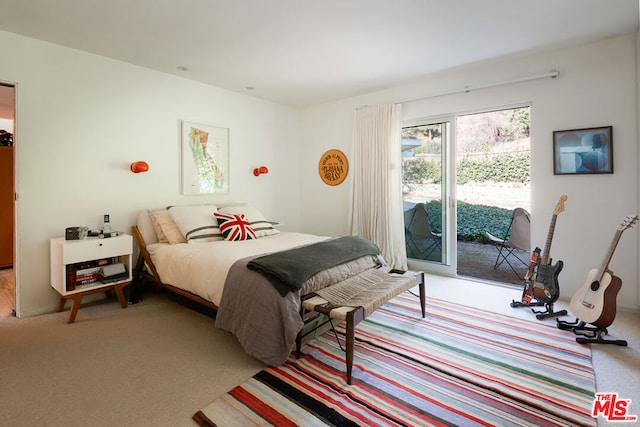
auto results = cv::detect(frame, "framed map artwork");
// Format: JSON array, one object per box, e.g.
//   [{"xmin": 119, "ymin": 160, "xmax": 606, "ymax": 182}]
[{"xmin": 182, "ymin": 121, "xmax": 230, "ymax": 194}]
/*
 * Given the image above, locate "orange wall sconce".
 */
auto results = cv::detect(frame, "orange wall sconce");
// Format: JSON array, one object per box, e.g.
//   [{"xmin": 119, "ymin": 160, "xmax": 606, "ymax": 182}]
[
  {"xmin": 253, "ymin": 166, "xmax": 269, "ymax": 176},
  {"xmin": 130, "ymin": 161, "xmax": 149, "ymax": 173}
]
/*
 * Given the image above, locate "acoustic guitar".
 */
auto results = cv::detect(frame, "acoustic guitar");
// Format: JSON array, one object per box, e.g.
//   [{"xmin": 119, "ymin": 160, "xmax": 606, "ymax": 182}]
[
  {"xmin": 569, "ymin": 214, "xmax": 638, "ymax": 329},
  {"xmin": 532, "ymin": 195, "xmax": 567, "ymax": 303}
]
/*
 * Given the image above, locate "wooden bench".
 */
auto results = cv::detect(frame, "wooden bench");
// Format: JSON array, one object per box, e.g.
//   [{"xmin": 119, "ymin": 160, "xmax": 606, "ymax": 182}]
[{"xmin": 296, "ymin": 268, "xmax": 425, "ymax": 385}]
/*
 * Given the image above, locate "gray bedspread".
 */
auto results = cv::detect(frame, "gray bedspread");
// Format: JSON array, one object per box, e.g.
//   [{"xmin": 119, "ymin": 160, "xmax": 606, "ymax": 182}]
[
  {"xmin": 247, "ymin": 236, "xmax": 380, "ymax": 296},
  {"xmin": 215, "ymin": 253, "xmax": 382, "ymax": 366}
]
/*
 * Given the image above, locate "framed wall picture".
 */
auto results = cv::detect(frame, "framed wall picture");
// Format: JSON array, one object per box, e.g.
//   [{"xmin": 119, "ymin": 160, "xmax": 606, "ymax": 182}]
[
  {"xmin": 553, "ymin": 126, "xmax": 612, "ymax": 175},
  {"xmin": 182, "ymin": 121, "xmax": 229, "ymax": 194}
]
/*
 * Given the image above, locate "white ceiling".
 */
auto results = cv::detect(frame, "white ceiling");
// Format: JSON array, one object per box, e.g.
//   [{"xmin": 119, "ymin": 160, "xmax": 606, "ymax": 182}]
[{"xmin": 0, "ymin": 0, "xmax": 638, "ymax": 108}]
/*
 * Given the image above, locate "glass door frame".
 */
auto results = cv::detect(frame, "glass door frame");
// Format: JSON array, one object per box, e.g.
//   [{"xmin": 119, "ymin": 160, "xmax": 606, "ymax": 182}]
[{"xmin": 404, "ymin": 115, "xmax": 457, "ymax": 277}]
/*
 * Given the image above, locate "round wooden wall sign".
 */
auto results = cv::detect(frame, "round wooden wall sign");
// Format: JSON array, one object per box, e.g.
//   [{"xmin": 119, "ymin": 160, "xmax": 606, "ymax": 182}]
[{"xmin": 318, "ymin": 149, "xmax": 348, "ymax": 186}]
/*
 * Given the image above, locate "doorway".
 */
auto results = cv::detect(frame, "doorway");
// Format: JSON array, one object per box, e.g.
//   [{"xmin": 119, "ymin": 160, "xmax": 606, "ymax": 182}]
[
  {"xmin": 402, "ymin": 106, "xmax": 531, "ymax": 284},
  {"xmin": 455, "ymin": 106, "xmax": 531, "ymax": 285},
  {"xmin": 0, "ymin": 82, "xmax": 16, "ymax": 318}
]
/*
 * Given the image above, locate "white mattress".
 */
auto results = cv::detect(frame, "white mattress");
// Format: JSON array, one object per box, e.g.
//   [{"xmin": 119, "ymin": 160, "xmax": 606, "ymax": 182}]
[{"xmin": 146, "ymin": 232, "xmax": 328, "ymax": 306}]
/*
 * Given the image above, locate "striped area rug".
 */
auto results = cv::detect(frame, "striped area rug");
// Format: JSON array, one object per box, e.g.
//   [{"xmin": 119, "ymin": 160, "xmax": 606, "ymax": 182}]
[{"xmin": 194, "ymin": 294, "xmax": 596, "ymax": 426}]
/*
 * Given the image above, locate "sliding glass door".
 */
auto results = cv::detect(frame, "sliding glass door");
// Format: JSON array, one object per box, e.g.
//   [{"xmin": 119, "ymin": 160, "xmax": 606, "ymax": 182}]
[
  {"xmin": 402, "ymin": 106, "xmax": 530, "ymax": 282},
  {"xmin": 402, "ymin": 118, "xmax": 456, "ymax": 276}
]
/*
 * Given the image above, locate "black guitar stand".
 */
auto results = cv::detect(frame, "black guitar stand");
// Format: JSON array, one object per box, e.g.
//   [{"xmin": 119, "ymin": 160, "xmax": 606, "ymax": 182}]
[
  {"xmin": 510, "ymin": 299, "xmax": 544, "ymax": 308},
  {"xmin": 556, "ymin": 317, "xmax": 583, "ymax": 330},
  {"xmin": 557, "ymin": 318, "xmax": 627, "ymax": 346},
  {"xmin": 531, "ymin": 303, "xmax": 567, "ymax": 320},
  {"xmin": 510, "ymin": 299, "xmax": 566, "ymax": 321}
]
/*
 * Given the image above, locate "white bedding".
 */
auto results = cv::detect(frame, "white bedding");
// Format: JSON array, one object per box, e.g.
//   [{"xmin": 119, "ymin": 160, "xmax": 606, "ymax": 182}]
[{"xmin": 146, "ymin": 232, "xmax": 328, "ymax": 306}]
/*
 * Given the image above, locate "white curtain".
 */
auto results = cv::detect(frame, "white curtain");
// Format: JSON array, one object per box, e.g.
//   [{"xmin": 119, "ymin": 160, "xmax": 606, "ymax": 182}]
[{"xmin": 348, "ymin": 104, "xmax": 407, "ymax": 270}]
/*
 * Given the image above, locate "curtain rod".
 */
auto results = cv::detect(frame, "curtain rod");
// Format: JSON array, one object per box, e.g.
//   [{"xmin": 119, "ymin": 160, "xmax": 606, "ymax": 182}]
[{"xmin": 358, "ymin": 70, "xmax": 559, "ymax": 109}]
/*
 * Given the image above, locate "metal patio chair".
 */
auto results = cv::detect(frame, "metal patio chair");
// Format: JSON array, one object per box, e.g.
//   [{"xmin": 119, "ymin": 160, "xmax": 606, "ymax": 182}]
[
  {"xmin": 404, "ymin": 203, "xmax": 442, "ymax": 258},
  {"xmin": 485, "ymin": 207, "xmax": 530, "ymax": 279}
]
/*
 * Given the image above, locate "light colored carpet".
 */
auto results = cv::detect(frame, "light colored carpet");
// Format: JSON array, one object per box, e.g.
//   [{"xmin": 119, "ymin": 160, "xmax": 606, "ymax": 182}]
[
  {"xmin": 0, "ymin": 275, "xmax": 638, "ymax": 426},
  {"xmin": 0, "ymin": 292, "xmax": 265, "ymax": 427}
]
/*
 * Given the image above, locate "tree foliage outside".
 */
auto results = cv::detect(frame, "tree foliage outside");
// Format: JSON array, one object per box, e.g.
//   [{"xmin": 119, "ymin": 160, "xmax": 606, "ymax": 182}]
[
  {"xmin": 456, "ymin": 107, "xmax": 529, "ymax": 148},
  {"xmin": 402, "ymin": 107, "xmax": 530, "ymax": 242},
  {"xmin": 403, "ymin": 107, "xmax": 530, "ymax": 185}
]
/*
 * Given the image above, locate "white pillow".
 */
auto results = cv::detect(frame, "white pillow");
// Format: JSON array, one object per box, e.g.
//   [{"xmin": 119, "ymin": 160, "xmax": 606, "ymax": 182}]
[
  {"xmin": 148, "ymin": 209, "xmax": 186, "ymax": 244},
  {"xmin": 217, "ymin": 205, "xmax": 279, "ymax": 237},
  {"xmin": 167, "ymin": 204, "xmax": 223, "ymax": 243}
]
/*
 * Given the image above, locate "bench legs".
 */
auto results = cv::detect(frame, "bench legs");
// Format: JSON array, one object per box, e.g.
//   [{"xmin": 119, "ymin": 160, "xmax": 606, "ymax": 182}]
[
  {"xmin": 345, "ymin": 308, "xmax": 364, "ymax": 385},
  {"xmin": 298, "ymin": 271, "xmax": 426, "ymax": 385},
  {"xmin": 418, "ymin": 271, "xmax": 426, "ymax": 318},
  {"xmin": 344, "ymin": 272, "xmax": 425, "ymax": 384}
]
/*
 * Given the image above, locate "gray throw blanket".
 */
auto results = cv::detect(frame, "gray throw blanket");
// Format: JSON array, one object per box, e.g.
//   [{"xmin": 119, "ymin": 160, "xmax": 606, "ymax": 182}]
[{"xmin": 247, "ymin": 236, "xmax": 380, "ymax": 296}]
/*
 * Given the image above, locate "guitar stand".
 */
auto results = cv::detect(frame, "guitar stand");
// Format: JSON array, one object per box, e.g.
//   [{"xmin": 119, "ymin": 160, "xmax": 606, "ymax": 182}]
[
  {"xmin": 531, "ymin": 303, "xmax": 567, "ymax": 320},
  {"xmin": 557, "ymin": 318, "xmax": 627, "ymax": 346},
  {"xmin": 556, "ymin": 317, "xmax": 585, "ymax": 330},
  {"xmin": 510, "ymin": 300, "xmax": 544, "ymax": 308},
  {"xmin": 575, "ymin": 328, "xmax": 628, "ymax": 346}
]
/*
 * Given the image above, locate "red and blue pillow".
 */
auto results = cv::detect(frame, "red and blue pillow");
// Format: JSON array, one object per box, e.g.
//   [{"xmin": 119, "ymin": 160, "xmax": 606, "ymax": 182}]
[{"xmin": 213, "ymin": 212, "xmax": 257, "ymax": 241}]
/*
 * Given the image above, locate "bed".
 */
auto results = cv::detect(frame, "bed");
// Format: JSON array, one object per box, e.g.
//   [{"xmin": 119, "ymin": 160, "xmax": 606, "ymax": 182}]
[{"xmin": 132, "ymin": 203, "xmax": 423, "ymax": 366}]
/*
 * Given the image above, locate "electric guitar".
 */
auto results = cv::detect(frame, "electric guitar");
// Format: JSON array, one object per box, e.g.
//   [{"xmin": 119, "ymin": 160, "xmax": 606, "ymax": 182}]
[
  {"xmin": 569, "ymin": 215, "xmax": 638, "ymax": 329},
  {"xmin": 532, "ymin": 195, "xmax": 567, "ymax": 303}
]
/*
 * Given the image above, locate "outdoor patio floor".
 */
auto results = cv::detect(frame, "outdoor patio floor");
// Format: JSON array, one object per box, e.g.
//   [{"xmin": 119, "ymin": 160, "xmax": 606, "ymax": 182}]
[{"xmin": 455, "ymin": 241, "xmax": 528, "ymax": 287}]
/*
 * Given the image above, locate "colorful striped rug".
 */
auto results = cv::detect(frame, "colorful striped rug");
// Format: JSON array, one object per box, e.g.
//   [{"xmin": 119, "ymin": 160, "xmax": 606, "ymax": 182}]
[{"xmin": 194, "ymin": 294, "xmax": 596, "ymax": 426}]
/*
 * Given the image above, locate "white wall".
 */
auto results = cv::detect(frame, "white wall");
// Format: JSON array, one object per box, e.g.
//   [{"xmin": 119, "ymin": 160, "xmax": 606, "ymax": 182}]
[
  {"xmin": 2, "ymin": 29, "xmax": 638, "ymax": 317},
  {"xmin": 0, "ymin": 30, "xmax": 303, "ymax": 317},
  {"xmin": 300, "ymin": 34, "xmax": 640, "ymax": 311}
]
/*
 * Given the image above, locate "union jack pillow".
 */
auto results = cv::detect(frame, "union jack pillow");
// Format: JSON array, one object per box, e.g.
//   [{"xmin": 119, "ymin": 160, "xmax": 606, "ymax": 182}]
[{"xmin": 213, "ymin": 212, "xmax": 257, "ymax": 241}]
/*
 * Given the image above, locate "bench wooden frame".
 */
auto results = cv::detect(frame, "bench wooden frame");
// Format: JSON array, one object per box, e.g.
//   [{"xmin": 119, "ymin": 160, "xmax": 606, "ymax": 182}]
[{"xmin": 296, "ymin": 270, "xmax": 425, "ymax": 385}]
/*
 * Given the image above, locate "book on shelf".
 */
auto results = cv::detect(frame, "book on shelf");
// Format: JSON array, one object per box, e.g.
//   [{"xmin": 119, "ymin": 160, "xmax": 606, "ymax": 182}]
[
  {"xmin": 76, "ymin": 277, "xmax": 101, "ymax": 287},
  {"xmin": 76, "ymin": 272, "xmax": 101, "ymax": 284},
  {"xmin": 65, "ymin": 257, "xmax": 128, "ymax": 290},
  {"xmin": 66, "ymin": 265, "xmax": 76, "ymax": 291},
  {"xmin": 76, "ymin": 266, "xmax": 101, "ymax": 278}
]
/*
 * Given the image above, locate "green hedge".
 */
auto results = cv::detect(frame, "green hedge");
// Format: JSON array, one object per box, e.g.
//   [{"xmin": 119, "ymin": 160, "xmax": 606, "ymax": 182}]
[
  {"xmin": 404, "ymin": 152, "xmax": 530, "ymax": 185},
  {"xmin": 423, "ymin": 200, "xmax": 512, "ymax": 242}
]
